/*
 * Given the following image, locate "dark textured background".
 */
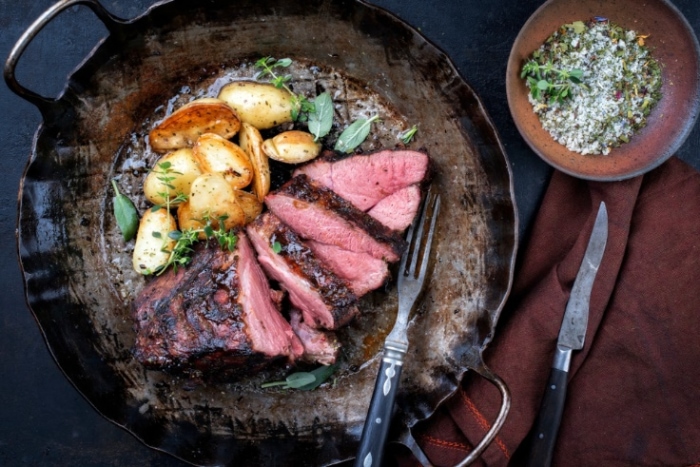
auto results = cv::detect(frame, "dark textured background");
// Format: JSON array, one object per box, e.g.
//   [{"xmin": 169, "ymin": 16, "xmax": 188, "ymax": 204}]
[{"xmin": 1, "ymin": 1, "xmax": 697, "ymax": 465}]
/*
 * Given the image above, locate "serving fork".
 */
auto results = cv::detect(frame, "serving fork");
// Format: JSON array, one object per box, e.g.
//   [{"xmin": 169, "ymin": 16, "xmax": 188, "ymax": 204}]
[{"xmin": 354, "ymin": 191, "xmax": 441, "ymax": 467}]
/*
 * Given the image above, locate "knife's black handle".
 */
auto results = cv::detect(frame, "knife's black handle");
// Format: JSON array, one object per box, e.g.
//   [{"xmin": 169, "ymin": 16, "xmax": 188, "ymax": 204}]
[
  {"xmin": 526, "ymin": 367, "xmax": 569, "ymax": 467},
  {"xmin": 354, "ymin": 354, "xmax": 404, "ymax": 467}
]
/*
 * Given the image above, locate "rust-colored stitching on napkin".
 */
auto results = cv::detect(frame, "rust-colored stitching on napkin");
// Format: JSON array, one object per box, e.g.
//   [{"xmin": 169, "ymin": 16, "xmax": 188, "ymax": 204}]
[
  {"xmin": 418, "ymin": 434, "xmax": 471, "ymax": 453},
  {"xmin": 460, "ymin": 388, "xmax": 511, "ymax": 459}
]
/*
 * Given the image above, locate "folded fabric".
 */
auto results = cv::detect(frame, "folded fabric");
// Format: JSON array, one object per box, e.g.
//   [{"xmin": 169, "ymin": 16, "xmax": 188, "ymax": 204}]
[{"xmin": 401, "ymin": 156, "xmax": 700, "ymax": 466}]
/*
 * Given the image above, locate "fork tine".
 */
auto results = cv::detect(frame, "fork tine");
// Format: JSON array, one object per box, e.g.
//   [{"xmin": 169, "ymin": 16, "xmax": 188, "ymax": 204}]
[
  {"xmin": 418, "ymin": 195, "xmax": 440, "ymax": 280},
  {"xmin": 398, "ymin": 214, "xmax": 416, "ymax": 277},
  {"xmin": 408, "ymin": 193, "xmax": 432, "ymax": 276}
]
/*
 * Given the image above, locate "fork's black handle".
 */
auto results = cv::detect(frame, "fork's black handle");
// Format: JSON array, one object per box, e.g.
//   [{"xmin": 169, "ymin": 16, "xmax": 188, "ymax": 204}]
[
  {"xmin": 354, "ymin": 348, "xmax": 404, "ymax": 467},
  {"xmin": 526, "ymin": 367, "xmax": 568, "ymax": 467}
]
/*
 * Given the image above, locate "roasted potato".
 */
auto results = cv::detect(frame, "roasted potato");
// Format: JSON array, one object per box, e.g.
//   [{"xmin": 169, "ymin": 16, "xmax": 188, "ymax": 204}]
[
  {"xmin": 176, "ymin": 201, "xmax": 206, "ymax": 239},
  {"xmin": 262, "ymin": 130, "xmax": 322, "ymax": 164},
  {"xmin": 193, "ymin": 133, "xmax": 254, "ymax": 190},
  {"xmin": 149, "ymin": 98, "xmax": 241, "ymax": 152},
  {"xmin": 238, "ymin": 122, "xmax": 270, "ymax": 201},
  {"xmin": 143, "ymin": 148, "xmax": 202, "ymax": 206},
  {"xmin": 234, "ymin": 190, "xmax": 264, "ymax": 223},
  {"xmin": 132, "ymin": 207, "xmax": 177, "ymax": 274},
  {"xmin": 188, "ymin": 173, "xmax": 246, "ymax": 230},
  {"xmin": 218, "ymin": 81, "xmax": 294, "ymax": 130}
]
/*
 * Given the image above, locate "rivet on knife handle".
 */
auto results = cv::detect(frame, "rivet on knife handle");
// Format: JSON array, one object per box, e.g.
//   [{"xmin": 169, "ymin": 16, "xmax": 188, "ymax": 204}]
[{"xmin": 526, "ymin": 201, "xmax": 608, "ymax": 467}]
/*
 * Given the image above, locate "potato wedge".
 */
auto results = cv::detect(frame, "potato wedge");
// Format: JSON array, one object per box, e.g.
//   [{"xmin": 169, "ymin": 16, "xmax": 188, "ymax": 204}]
[
  {"xmin": 262, "ymin": 130, "xmax": 322, "ymax": 164},
  {"xmin": 218, "ymin": 81, "xmax": 293, "ymax": 130},
  {"xmin": 188, "ymin": 173, "xmax": 246, "ymax": 230},
  {"xmin": 177, "ymin": 201, "xmax": 207, "ymax": 239},
  {"xmin": 193, "ymin": 133, "xmax": 254, "ymax": 190},
  {"xmin": 149, "ymin": 98, "xmax": 241, "ymax": 152},
  {"xmin": 132, "ymin": 208, "xmax": 177, "ymax": 274},
  {"xmin": 143, "ymin": 148, "xmax": 202, "ymax": 206},
  {"xmin": 239, "ymin": 122, "xmax": 270, "ymax": 201},
  {"xmin": 234, "ymin": 190, "xmax": 263, "ymax": 224}
]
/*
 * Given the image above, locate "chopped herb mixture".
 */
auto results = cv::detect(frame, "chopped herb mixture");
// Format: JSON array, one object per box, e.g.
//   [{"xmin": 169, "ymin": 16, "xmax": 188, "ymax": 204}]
[{"xmin": 521, "ymin": 18, "xmax": 662, "ymax": 155}]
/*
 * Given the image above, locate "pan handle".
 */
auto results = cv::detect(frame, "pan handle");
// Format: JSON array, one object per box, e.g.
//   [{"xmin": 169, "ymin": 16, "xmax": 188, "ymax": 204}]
[
  {"xmin": 454, "ymin": 363, "xmax": 511, "ymax": 467},
  {"xmin": 4, "ymin": 0, "xmax": 125, "ymax": 113},
  {"xmin": 397, "ymin": 363, "xmax": 511, "ymax": 467}
]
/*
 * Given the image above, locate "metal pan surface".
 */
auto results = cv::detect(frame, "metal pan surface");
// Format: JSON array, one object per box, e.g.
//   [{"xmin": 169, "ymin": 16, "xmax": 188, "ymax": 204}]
[{"xmin": 9, "ymin": 0, "xmax": 517, "ymax": 464}]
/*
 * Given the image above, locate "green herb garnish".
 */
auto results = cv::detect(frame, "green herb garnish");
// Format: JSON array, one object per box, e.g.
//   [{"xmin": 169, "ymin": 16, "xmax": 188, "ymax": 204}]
[
  {"xmin": 334, "ymin": 115, "xmax": 380, "ymax": 153},
  {"xmin": 152, "ymin": 215, "xmax": 238, "ymax": 275},
  {"xmin": 255, "ymin": 56, "xmax": 313, "ymax": 122},
  {"xmin": 111, "ymin": 180, "xmax": 139, "ymax": 241},
  {"xmin": 149, "ymin": 161, "xmax": 187, "ymax": 212},
  {"xmin": 261, "ymin": 364, "xmax": 338, "ymax": 390},
  {"xmin": 399, "ymin": 124, "xmax": 418, "ymax": 144},
  {"xmin": 521, "ymin": 60, "xmax": 583, "ymax": 102},
  {"xmin": 272, "ymin": 241, "xmax": 283, "ymax": 254},
  {"xmin": 307, "ymin": 91, "xmax": 334, "ymax": 141}
]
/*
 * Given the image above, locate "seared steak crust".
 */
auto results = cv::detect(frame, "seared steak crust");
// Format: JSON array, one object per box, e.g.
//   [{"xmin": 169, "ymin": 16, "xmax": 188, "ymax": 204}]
[
  {"xmin": 132, "ymin": 236, "xmax": 302, "ymax": 374},
  {"xmin": 268, "ymin": 175, "xmax": 407, "ymax": 261},
  {"xmin": 247, "ymin": 213, "xmax": 359, "ymax": 329}
]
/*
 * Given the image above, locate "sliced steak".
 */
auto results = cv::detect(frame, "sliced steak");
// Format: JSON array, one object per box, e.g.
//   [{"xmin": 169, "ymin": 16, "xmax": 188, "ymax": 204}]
[
  {"xmin": 289, "ymin": 309, "xmax": 339, "ymax": 365},
  {"xmin": 367, "ymin": 184, "xmax": 422, "ymax": 231},
  {"xmin": 294, "ymin": 149, "xmax": 429, "ymax": 211},
  {"xmin": 306, "ymin": 240, "xmax": 389, "ymax": 296},
  {"xmin": 247, "ymin": 212, "xmax": 359, "ymax": 330},
  {"xmin": 265, "ymin": 174, "xmax": 407, "ymax": 262},
  {"xmin": 131, "ymin": 235, "xmax": 304, "ymax": 373}
]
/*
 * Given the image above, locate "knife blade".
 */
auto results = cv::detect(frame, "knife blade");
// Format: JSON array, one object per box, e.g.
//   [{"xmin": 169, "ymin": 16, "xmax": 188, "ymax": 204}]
[{"xmin": 526, "ymin": 201, "xmax": 608, "ymax": 467}]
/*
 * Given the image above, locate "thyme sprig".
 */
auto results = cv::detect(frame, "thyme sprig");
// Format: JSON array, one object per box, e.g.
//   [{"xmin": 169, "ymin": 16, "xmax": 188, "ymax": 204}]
[
  {"xmin": 150, "ymin": 161, "xmax": 188, "ymax": 212},
  {"xmin": 399, "ymin": 124, "xmax": 418, "ymax": 144},
  {"xmin": 255, "ymin": 56, "xmax": 314, "ymax": 122},
  {"xmin": 521, "ymin": 60, "xmax": 584, "ymax": 102},
  {"xmin": 152, "ymin": 215, "xmax": 238, "ymax": 275}
]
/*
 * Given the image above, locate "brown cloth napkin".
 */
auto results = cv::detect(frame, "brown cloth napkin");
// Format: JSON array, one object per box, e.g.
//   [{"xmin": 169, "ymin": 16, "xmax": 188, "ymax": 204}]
[{"xmin": 404, "ymin": 156, "xmax": 700, "ymax": 466}]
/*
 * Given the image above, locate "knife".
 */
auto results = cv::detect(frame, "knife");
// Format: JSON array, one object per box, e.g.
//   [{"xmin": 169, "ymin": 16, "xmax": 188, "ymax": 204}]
[{"xmin": 526, "ymin": 201, "xmax": 608, "ymax": 467}]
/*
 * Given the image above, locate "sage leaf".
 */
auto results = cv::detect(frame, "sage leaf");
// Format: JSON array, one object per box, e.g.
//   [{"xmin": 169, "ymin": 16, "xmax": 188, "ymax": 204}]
[
  {"xmin": 111, "ymin": 180, "xmax": 138, "ymax": 242},
  {"xmin": 334, "ymin": 115, "xmax": 379, "ymax": 153},
  {"xmin": 307, "ymin": 92, "xmax": 334, "ymax": 141},
  {"xmin": 285, "ymin": 372, "xmax": 317, "ymax": 388},
  {"xmin": 297, "ymin": 364, "xmax": 338, "ymax": 391}
]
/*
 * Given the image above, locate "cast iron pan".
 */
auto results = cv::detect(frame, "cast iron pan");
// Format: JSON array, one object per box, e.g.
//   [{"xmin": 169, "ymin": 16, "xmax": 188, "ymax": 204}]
[{"xmin": 6, "ymin": 0, "xmax": 517, "ymax": 465}]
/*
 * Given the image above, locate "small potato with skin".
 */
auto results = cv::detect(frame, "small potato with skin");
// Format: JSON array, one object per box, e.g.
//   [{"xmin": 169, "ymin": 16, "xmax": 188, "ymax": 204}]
[
  {"xmin": 218, "ymin": 81, "xmax": 293, "ymax": 130},
  {"xmin": 149, "ymin": 98, "xmax": 241, "ymax": 152},
  {"xmin": 132, "ymin": 208, "xmax": 177, "ymax": 274},
  {"xmin": 188, "ymin": 173, "xmax": 246, "ymax": 230},
  {"xmin": 234, "ymin": 190, "xmax": 263, "ymax": 224},
  {"xmin": 177, "ymin": 202, "xmax": 206, "ymax": 239},
  {"xmin": 143, "ymin": 148, "xmax": 202, "ymax": 206},
  {"xmin": 239, "ymin": 122, "xmax": 270, "ymax": 201},
  {"xmin": 193, "ymin": 133, "xmax": 254, "ymax": 190},
  {"xmin": 262, "ymin": 130, "xmax": 322, "ymax": 164}
]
